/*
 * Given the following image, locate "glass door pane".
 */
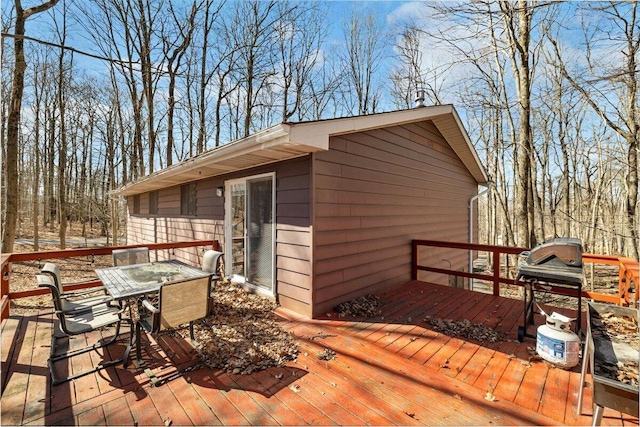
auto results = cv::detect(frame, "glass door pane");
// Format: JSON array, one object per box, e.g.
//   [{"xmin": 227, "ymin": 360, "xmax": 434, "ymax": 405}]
[
  {"xmin": 230, "ymin": 182, "xmax": 245, "ymax": 277},
  {"xmin": 246, "ymin": 176, "xmax": 273, "ymax": 292}
]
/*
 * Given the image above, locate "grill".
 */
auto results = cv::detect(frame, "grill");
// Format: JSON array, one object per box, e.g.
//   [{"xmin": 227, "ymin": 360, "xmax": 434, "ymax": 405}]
[{"xmin": 515, "ymin": 238, "xmax": 585, "ymax": 342}]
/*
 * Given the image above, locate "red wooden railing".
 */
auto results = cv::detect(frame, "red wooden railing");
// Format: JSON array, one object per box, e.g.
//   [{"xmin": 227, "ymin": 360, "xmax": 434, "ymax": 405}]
[
  {"xmin": 2, "ymin": 239, "xmax": 637, "ymax": 322},
  {"xmin": 0, "ymin": 240, "xmax": 215, "ymax": 321},
  {"xmin": 412, "ymin": 239, "xmax": 638, "ymax": 306}
]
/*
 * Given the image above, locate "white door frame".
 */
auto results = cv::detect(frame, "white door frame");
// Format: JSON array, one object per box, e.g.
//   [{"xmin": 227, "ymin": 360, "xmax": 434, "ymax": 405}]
[{"xmin": 224, "ymin": 172, "xmax": 276, "ymax": 296}]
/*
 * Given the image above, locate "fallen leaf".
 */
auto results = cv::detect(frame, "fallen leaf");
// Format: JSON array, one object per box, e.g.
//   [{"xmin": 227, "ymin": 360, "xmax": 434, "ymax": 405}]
[{"xmin": 484, "ymin": 391, "xmax": 496, "ymax": 402}]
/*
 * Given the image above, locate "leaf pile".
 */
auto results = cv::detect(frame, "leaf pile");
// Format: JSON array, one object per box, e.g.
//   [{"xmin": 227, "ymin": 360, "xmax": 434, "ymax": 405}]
[
  {"xmin": 591, "ymin": 310, "xmax": 638, "ymax": 387},
  {"xmin": 425, "ymin": 316, "xmax": 505, "ymax": 343},
  {"xmin": 182, "ymin": 283, "xmax": 299, "ymax": 375},
  {"xmin": 317, "ymin": 348, "xmax": 336, "ymax": 361},
  {"xmin": 334, "ymin": 294, "xmax": 383, "ymax": 317}
]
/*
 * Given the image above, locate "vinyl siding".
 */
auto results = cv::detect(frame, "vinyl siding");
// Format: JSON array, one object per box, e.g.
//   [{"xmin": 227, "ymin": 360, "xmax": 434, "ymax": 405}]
[
  {"xmin": 126, "ymin": 157, "xmax": 313, "ymax": 316},
  {"xmin": 126, "ymin": 179, "xmax": 224, "ymax": 266},
  {"xmin": 311, "ymin": 120, "xmax": 478, "ymax": 317}
]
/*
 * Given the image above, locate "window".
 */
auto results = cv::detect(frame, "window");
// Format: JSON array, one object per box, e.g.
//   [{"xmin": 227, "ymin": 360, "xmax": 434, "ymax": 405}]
[
  {"xmin": 133, "ymin": 194, "xmax": 140, "ymax": 214},
  {"xmin": 149, "ymin": 191, "xmax": 158, "ymax": 215},
  {"xmin": 181, "ymin": 183, "xmax": 197, "ymax": 216}
]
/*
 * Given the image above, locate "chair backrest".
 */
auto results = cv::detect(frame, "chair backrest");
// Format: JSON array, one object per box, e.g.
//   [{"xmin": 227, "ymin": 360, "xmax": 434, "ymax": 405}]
[
  {"xmin": 36, "ymin": 273, "xmax": 75, "ymax": 334},
  {"xmin": 112, "ymin": 247, "xmax": 150, "ymax": 266},
  {"xmin": 202, "ymin": 250, "xmax": 224, "ymax": 275},
  {"xmin": 156, "ymin": 276, "xmax": 212, "ymax": 332},
  {"xmin": 37, "ymin": 273, "xmax": 64, "ymax": 311},
  {"xmin": 41, "ymin": 262, "xmax": 63, "ymax": 291}
]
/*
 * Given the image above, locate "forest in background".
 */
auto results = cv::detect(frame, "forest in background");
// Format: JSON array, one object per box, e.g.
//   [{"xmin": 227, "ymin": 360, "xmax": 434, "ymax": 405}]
[{"xmin": 1, "ymin": 1, "xmax": 638, "ymax": 259}]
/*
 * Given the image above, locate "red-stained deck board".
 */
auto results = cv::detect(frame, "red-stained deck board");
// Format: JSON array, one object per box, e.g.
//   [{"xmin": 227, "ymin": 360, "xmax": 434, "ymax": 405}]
[
  {"xmin": 290, "ymin": 316, "xmax": 551, "ymax": 426},
  {"xmin": 186, "ymin": 368, "xmax": 252, "ymax": 426},
  {"xmin": 3, "ymin": 280, "xmax": 638, "ymax": 427},
  {"xmin": 278, "ymin": 365, "xmax": 371, "ymax": 426},
  {"xmin": 249, "ymin": 367, "xmax": 338, "ymax": 426},
  {"xmin": 102, "ymin": 395, "xmax": 136, "ymax": 426},
  {"xmin": 76, "ymin": 405, "xmax": 107, "ymax": 426},
  {"xmin": 124, "ymin": 388, "xmax": 165, "ymax": 425},
  {"xmin": 538, "ymin": 365, "xmax": 571, "ymax": 422},
  {"xmin": 296, "ymin": 324, "xmax": 474, "ymax": 425},
  {"xmin": 148, "ymin": 378, "xmax": 208, "ymax": 426},
  {"xmin": 226, "ymin": 373, "xmax": 308, "ymax": 426},
  {"xmin": 293, "ymin": 342, "xmax": 404, "ymax": 425},
  {"xmin": 491, "ymin": 354, "xmax": 529, "ymax": 402},
  {"xmin": 512, "ymin": 357, "xmax": 551, "ymax": 411},
  {"xmin": 215, "ymin": 372, "xmax": 280, "ymax": 426},
  {"xmin": 298, "ymin": 338, "xmax": 426, "ymax": 425}
]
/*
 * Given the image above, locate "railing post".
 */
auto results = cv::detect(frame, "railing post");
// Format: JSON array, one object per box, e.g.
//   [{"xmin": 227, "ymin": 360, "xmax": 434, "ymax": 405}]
[
  {"xmin": 492, "ymin": 250, "xmax": 501, "ymax": 296},
  {"xmin": 411, "ymin": 240, "xmax": 417, "ymax": 280},
  {"xmin": 1, "ymin": 256, "xmax": 11, "ymax": 320}
]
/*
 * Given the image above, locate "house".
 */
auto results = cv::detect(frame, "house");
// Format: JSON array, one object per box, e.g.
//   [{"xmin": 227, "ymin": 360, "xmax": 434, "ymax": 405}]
[{"xmin": 115, "ymin": 104, "xmax": 488, "ymax": 318}]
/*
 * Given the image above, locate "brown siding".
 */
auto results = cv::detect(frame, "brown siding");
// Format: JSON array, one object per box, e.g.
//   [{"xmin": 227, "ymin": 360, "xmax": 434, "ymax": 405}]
[
  {"xmin": 311, "ymin": 120, "xmax": 478, "ymax": 317},
  {"xmin": 126, "ymin": 157, "xmax": 313, "ymax": 316},
  {"xmin": 274, "ymin": 158, "xmax": 312, "ymax": 317},
  {"xmin": 126, "ymin": 178, "xmax": 225, "ymax": 266}
]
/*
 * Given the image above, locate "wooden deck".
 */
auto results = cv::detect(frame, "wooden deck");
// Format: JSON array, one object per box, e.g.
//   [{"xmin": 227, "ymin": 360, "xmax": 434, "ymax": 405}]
[{"xmin": 2, "ymin": 281, "xmax": 638, "ymax": 426}]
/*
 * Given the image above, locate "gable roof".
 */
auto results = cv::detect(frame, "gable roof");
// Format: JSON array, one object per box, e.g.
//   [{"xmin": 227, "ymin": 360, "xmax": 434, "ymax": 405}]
[{"xmin": 115, "ymin": 104, "xmax": 487, "ymax": 196}]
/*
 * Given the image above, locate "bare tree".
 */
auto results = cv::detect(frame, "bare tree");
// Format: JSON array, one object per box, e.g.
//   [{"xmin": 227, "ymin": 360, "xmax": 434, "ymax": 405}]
[
  {"xmin": 272, "ymin": 1, "xmax": 325, "ymax": 122},
  {"xmin": 547, "ymin": 1, "xmax": 639, "ymax": 259},
  {"xmin": 339, "ymin": 8, "xmax": 386, "ymax": 115},
  {"xmin": 2, "ymin": 0, "xmax": 59, "ymax": 253},
  {"xmin": 163, "ymin": 0, "xmax": 201, "ymax": 167}
]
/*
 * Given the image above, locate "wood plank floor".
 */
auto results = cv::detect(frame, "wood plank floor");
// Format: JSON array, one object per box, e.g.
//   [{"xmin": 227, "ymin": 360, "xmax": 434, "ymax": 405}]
[{"xmin": 2, "ymin": 281, "xmax": 638, "ymax": 426}]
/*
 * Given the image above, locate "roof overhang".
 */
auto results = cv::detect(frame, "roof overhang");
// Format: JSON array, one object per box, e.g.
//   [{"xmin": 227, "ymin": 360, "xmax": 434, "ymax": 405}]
[{"xmin": 114, "ymin": 105, "xmax": 487, "ymax": 197}]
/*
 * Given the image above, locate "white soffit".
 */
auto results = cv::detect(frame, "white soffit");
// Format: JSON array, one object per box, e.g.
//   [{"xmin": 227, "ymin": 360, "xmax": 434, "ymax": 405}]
[{"xmin": 114, "ymin": 105, "xmax": 487, "ymax": 196}]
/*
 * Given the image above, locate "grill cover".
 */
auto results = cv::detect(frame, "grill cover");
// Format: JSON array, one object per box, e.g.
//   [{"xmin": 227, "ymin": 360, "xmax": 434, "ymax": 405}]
[{"xmin": 523, "ymin": 237, "xmax": 583, "ymax": 268}]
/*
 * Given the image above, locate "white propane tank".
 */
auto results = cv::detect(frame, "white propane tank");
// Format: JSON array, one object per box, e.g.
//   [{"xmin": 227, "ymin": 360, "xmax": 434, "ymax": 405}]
[{"xmin": 536, "ymin": 311, "xmax": 580, "ymax": 368}]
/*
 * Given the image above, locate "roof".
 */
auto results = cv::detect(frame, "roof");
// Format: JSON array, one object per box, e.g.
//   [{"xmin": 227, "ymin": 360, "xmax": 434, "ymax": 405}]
[{"xmin": 114, "ymin": 104, "xmax": 488, "ymax": 196}]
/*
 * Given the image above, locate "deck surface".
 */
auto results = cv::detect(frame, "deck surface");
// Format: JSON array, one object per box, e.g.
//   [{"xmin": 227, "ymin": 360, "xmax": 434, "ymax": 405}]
[{"xmin": 2, "ymin": 280, "xmax": 638, "ymax": 426}]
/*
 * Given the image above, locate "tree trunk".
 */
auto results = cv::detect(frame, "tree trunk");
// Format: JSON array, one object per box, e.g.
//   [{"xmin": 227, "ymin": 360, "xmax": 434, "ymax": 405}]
[{"xmin": 2, "ymin": 0, "xmax": 59, "ymax": 253}]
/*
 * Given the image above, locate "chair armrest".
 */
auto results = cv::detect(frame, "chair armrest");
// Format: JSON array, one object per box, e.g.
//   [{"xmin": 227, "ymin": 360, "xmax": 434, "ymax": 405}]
[
  {"xmin": 56, "ymin": 302, "xmax": 122, "ymax": 316},
  {"xmin": 61, "ymin": 286, "xmax": 106, "ymax": 298},
  {"xmin": 140, "ymin": 297, "xmax": 159, "ymax": 314}
]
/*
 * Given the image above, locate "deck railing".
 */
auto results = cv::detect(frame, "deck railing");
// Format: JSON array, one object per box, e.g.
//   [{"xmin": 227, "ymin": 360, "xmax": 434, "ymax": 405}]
[
  {"xmin": 0, "ymin": 240, "xmax": 215, "ymax": 321},
  {"xmin": 2, "ymin": 239, "xmax": 637, "ymax": 322},
  {"xmin": 412, "ymin": 239, "xmax": 638, "ymax": 307}
]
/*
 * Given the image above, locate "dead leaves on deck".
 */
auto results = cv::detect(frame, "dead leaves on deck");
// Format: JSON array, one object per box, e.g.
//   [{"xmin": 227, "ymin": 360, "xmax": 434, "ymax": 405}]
[
  {"xmin": 424, "ymin": 316, "xmax": 505, "ymax": 343},
  {"xmin": 334, "ymin": 294, "xmax": 383, "ymax": 317},
  {"xmin": 591, "ymin": 310, "xmax": 639, "ymax": 387},
  {"xmin": 182, "ymin": 283, "xmax": 299, "ymax": 375}
]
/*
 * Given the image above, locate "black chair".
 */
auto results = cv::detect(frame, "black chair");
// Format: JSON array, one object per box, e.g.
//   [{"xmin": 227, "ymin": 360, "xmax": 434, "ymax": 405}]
[
  {"xmin": 134, "ymin": 275, "xmax": 212, "ymax": 385},
  {"xmin": 40, "ymin": 262, "xmax": 113, "ymax": 314},
  {"xmin": 38, "ymin": 274, "xmax": 133, "ymax": 385},
  {"xmin": 112, "ymin": 247, "xmax": 150, "ymax": 266}
]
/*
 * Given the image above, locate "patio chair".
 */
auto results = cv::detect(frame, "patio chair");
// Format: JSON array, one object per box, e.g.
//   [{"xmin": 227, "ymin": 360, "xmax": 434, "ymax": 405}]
[
  {"xmin": 41, "ymin": 262, "xmax": 113, "ymax": 314},
  {"xmin": 37, "ymin": 274, "xmax": 133, "ymax": 385},
  {"xmin": 202, "ymin": 250, "xmax": 223, "ymax": 277},
  {"xmin": 112, "ymin": 247, "xmax": 150, "ymax": 266},
  {"xmin": 134, "ymin": 275, "xmax": 212, "ymax": 386},
  {"xmin": 202, "ymin": 250, "xmax": 223, "ymax": 313}
]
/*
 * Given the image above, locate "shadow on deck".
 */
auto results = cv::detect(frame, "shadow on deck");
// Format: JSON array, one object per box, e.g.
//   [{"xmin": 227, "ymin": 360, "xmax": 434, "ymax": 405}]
[{"xmin": 2, "ymin": 281, "xmax": 638, "ymax": 426}]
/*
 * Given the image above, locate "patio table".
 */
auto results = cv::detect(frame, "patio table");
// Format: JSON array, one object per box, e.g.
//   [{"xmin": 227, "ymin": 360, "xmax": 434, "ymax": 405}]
[
  {"xmin": 95, "ymin": 259, "xmax": 210, "ymax": 300},
  {"xmin": 95, "ymin": 259, "xmax": 212, "ymax": 365}
]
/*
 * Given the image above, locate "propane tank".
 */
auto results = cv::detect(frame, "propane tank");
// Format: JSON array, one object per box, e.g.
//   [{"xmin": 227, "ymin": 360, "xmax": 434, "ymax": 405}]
[{"xmin": 536, "ymin": 310, "xmax": 580, "ymax": 368}]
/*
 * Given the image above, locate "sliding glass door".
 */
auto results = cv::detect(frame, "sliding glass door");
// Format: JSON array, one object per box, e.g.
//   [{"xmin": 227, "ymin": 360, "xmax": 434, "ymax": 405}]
[{"xmin": 225, "ymin": 173, "xmax": 274, "ymax": 294}]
